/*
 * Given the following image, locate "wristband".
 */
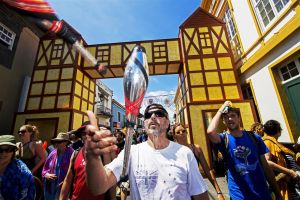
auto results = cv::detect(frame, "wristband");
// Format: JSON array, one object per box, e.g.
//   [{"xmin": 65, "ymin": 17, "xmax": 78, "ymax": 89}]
[{"xmin": 217, "ymin": 192, "xmax": 222, "ymax": 195}]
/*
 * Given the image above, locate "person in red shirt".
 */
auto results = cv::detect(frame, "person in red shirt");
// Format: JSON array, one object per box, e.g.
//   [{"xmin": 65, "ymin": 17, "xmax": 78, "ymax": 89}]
[{"xmin": 59, "ymin": 121, "xmax": 116, "ymax": 200}]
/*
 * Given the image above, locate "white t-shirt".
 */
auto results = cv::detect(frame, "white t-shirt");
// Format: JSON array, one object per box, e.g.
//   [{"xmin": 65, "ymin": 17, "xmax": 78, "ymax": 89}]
[{"xmin": 106, "ymin": 141, "xmax": 208, "ymax": 200}]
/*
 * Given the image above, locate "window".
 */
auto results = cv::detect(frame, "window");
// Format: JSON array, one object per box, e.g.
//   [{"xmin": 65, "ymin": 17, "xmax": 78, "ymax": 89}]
[
  {"xmin": 252, "ymin": 0, "xmax": 290, "ymax": 29},
  {"xmin": 118, "ymin": 112, "xmax": 121, "ymax": 122},
  {"xmin": 0, "ymin": 22, "xmax": 15, "ymax": 50},
  {"xmin": 52, "ymin": 44, "xmax": 63, "ymax": 59},
  {"xmin": 223, "ymin": 9, "xmax": 242, "ymax": 59},
  {"xmin": 279, "ymin": 59, "xmax": 300, "ymax": 82},
  {"xmin": 224, "ymin": 9, "xmax": 237, "ymax": 40}
]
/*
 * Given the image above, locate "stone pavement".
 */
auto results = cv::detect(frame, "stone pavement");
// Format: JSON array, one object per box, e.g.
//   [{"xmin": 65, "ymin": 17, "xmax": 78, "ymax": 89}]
[
  {"xmin": 122, "ymin": 177, "xmax": 229, "ymax": 200},
  {"xmin": 204, "ymin": 177, "xmax": 229, "ymax": 200}
]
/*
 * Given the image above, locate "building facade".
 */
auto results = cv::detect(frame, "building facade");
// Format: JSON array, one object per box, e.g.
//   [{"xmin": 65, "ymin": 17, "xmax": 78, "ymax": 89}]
[
  {"xmin": 111, "ymin": 99, "xmax": 126, "ymax": 132},
  {"xmin": 0, "ymin": 4, "xmax": 42, "ymax": 133},
  {"xmin": 201, "ymin": 0, "xmax": 300, "ymax": 142},
  {"xmin": 95, "ymin": 79, "xmax": 113, "ymax": 128}
]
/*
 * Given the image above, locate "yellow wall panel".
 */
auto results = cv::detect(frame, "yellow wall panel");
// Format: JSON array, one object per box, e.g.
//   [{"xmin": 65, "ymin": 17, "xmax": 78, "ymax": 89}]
[
  {"xmin": 140, "ymin": 42, "xmax": 153, "ymax": 63},
  {"xmin": 82, "ymin": 88, "xmax": 88, "ymax": 100},
  {"xmin": 62, "ymin": 44, "xmax": 74, "ymax": 65},
  {"xmin": 42, "ymin": 96, "xmax": 56, "ymax": 109},
  {"xmin": 89, "ymin": 92, "xmax": 94, "ymax": 103},
  {"xmin": 57, "ymin": 95, "xmax": 70, "ymax": 108},
  {"xmin": 83, "ymin": 47, "xmax": 96, "ymax": 67},
  {"xmin": 73, "ymin": 96, "xmax": 81, "ymax": 110},
  {"xmin": 192, "ymin": 87, "xmax": 207, "ymax": 101},
  {"xmin": 110, "ymin": 45, "xmax": 122, "ymax": 65},
  {"xmin": 59, "ymin": 81, "xmax": 72, "ymax": 93},
  {"xmin": 154, "ymin": 41, "xmax": 165, "ymax": 46},
  {"xmin": 83, "ymin": 75, "xmax": 89, "ymax": 88},
  {"xmin": 73, "ymin": 112, "xmax": 83, "ymax": 129},
  {"xmin": 50, "ymin": 59, "xmax": 60, "ymax": 66},
  {"xmin": 90, "ymin": 80, "xmax": 95, "ymax": 91},
  {"xmin": 221, "ymin": 31, "xmax": 228, "ymax": 48},
  {"xmin": 188, "ymin": 46, "xmax": 199, "ymax": 56},
  {"xmin": 203, "ymin": 58, "xmax": 217, "ymax": 70},
  {"xmin": 188, "ymin": 59, "xmax": 201, "ymax": 71},
  {"xmin": 224, "ymin": 86, "xmax": 240, "ymax": 99},
  {"xmin": 211, "ymin": 32, "xmax": 218, "ymax": 50},
  {"xmin": 84, "ymin": 115, "xmax": 89, "ymax": 123},
  {"xmin": 27, "ymin": 97, "xmax": 40, "ymax": 110},
  {"xmin": 198, "ymin": 27, "xmax": 208, "ymax": 33},
  {"xmin": 30, "ymin": 83, "xmax": 43, "ymax": 95},
  {"xmin": 14, "ymin": 112, "xmax": 70, "ymax": 137},
  {"xmin": 218, "ymin": 57, "xmax": 232, "ymax": 69},
  {"xmin": 202, "ymin": 48, "xmax": 213, "ymax": 54},
  {"xmin": 44, "ymin": 82, "xmax": 58, "ymax": 94},
  {"xmin": 221, "ymin": 71, "xmax": 236, "ymax": 84},
  {"xmin": 205, "ymin": 72, "xmax": 220, "ymax": 85},
  {"xmin": 33, "ymin": 70, "xmax": 46, "ymax": 82},
  {"xmin": 88, "ymin": 103, "xmax": 93, "ymax": 111},
  {"xmin": 74, "ymin": 83, "xmax": 82, "ymax": 96},
  {"xmin": 61, "ymin": 68, "xmax": 74, "ymax": 79},
  {"xmin": 183, "ymin": 33, "xmax": 190, "ymax": 52},
  {"xmin": 54, "ymin": 39, "xmax": 63, "ymax": 44},
  {"xmin": 76, "ymin": 70, "xmax": 83, "ymax": 82},
  {"xmin": 212, "ymin": 26, "xmax": 222, "ymax": 35},
  {"xmin": 217, "ymin": 43, "xmax": 227, "ymax": 54},
  {"xmin": 154, "ymin": 58, "xmax": 167, "ymax": 62},
  {"xmin": 190, "ymin": 73, "xmax": 204, "ymax": 86},
  {"xmin": 81, "ymin": 100, "xmax": 87, "ymax": 112},
  {"xmin": 47, "ymin": 69, "xmax": 60, "ymax": 80},
  {"xmin": 208, "ymin": 86, "xmax": 223, "ymax": 100},
  {"xmin": 37, "ymin": 56, "xmax": 47, "ymax": 67},
  {"xmin": 167, "ymin": 41, "xmax": 180, "ymax": 61}
]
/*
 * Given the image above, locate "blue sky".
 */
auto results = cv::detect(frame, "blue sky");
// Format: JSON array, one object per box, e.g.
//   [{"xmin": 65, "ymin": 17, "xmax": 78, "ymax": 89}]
[{"xmin": 48, "ymin": 0, "xmax": 200, "ymax": 116}]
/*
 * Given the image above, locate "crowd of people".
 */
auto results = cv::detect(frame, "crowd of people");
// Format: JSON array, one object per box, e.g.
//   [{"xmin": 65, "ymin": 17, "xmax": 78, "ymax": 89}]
[{"xmin": 1, "ymin": 102, "xmax": 300, "ymax": 200}]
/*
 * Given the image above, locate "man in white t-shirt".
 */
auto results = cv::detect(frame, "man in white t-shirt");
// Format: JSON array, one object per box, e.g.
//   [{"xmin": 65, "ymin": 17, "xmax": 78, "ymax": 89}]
[{"xmin": 84, "ymin": 104, "xmax": 209, "ymax": 200}]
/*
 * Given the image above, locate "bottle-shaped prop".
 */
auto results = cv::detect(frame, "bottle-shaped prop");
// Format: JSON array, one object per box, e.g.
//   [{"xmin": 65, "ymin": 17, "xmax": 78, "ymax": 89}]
[
  {"xmin": 222, "ymin": 101, "xmax": 233, "ymax": 114},
  {"xmin": 120, "ymin": 45, "xmax": 149, "ymax": 182}
]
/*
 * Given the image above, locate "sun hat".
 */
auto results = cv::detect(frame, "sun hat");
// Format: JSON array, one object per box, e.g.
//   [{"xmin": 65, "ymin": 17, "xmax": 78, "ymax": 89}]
[
  {"xmin": 51, "ymin": 132, "xmax": 71, "ymax": 143},
  {"xmin": 0, "ymin": 135, "xmax": 17, "ymax": 148}
]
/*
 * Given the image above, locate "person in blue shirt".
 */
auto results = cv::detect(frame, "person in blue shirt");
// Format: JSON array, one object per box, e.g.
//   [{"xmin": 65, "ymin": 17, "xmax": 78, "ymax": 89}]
[
  {"xmin": 207, "ymin": 101, "xmax": 282, "ymax": 200},
  {"xmin": 0, "ymin": 135, "xmax": 35, "ymax": 200}
]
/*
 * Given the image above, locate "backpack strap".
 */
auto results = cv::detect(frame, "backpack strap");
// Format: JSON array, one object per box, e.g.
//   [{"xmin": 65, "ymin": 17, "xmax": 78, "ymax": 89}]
[
  {"xmin": 220, "ymin": 131, "xmax": 229, "ymax": 155},
  {"xmin": 71, "ymin": 148, "xmax": 80, "ymax": 175}
]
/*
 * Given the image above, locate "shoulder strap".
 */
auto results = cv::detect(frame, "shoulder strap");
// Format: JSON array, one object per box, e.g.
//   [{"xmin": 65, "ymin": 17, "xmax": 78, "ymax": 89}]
[
  {"xmin": 71, "ymin": 148, "xmax": 80, "ymax": 175},
  {"xmin": 221, "ymin": 132, "xmax": 229, "ymax": 153}
]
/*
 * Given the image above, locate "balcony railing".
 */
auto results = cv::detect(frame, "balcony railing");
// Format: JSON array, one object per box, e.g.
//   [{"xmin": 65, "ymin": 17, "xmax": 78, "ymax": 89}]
[{"xmin": 96, "ymin": 105, "xmax": 112, "ymax": 117}]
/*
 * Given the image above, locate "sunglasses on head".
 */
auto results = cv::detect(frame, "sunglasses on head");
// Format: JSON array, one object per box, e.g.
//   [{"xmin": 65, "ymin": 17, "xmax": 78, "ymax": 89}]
[
  {"xmin": 0, "ymin": 147, "xmax": 15, "ymax": 153},
  {"xmin": 18, "ymin": 130, "xmax": 26, "ymax": 135},
  {"xmin": 144, "ymin": 110, "xmax": 167, "ymax": 119}
]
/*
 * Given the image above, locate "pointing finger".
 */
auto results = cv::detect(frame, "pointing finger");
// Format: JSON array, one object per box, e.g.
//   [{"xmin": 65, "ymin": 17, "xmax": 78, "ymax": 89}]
[{"xmin": 87, "ymin": 110, "xmax": 99, "ymax": 130}]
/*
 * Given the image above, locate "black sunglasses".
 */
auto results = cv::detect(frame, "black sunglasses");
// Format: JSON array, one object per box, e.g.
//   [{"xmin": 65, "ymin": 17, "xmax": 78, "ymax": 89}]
[
  {"xmin": 0, "ymin": 147, "xmax": 15, "ymax": 153},
  {"xmin": 144, "ymin": 110, "xmax": 167, "ymax": 119},
  {"xmin": 54, "ymin": 140, "xmax": 66, "ymax": 144},
  {"xmin": 18, "ymin": 130, "xmax": 26, "ymax": 135}
]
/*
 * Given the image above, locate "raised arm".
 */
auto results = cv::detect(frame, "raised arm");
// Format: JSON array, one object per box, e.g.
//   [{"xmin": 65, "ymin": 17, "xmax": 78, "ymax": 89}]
[
  {"xmin": 207, "ymin": 101, "xmax": 230, "ymax": 144},
  {"xmin": 85, "ymin": 111, "xmax": 118, "ymax": 195},
  {"xmin": 59, "ymin": 152, "xmax": 74, "ymax": 200}
]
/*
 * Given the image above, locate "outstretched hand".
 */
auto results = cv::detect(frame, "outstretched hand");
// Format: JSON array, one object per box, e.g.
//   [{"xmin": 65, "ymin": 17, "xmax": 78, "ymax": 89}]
[{"xmin": 85, "ymin": 111, "xmax": 117, "ymax": 157}]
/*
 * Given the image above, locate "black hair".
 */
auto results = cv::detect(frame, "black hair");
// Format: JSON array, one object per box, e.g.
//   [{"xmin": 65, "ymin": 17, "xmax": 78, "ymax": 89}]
[
  {"xmin": 144, "ymin": 103, "xmax": 168, "ymax": 119},
  {"xmin": 263, "ymin": 120, "xmax": 282, "ymax": 136}
]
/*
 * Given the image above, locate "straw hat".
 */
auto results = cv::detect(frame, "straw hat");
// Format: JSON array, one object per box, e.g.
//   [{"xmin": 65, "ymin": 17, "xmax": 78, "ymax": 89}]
[{"xmin": 51, "ymin": 132, "xmax": 71, "ymax": 143}]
